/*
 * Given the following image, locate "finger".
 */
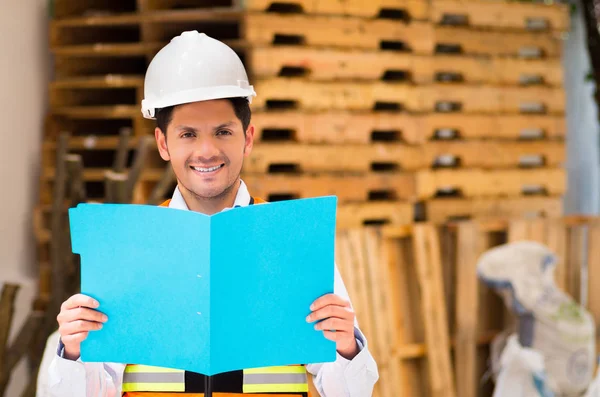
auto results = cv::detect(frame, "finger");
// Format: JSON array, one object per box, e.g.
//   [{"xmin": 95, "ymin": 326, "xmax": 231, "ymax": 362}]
[
  {"xmin": 61, "ymin": 294, "xmax": 99, "ymax": 311},
  {"xmin": 322, "ymin": 330, "xmax": 352, "ymax": 342},
  {"xmin": 314, "ymin": 317, "xmax": 352, "ymax": 332},
  {"xmin": 310, "ymin": 294, "xmax": 350, "ymax": 312},
  {"xmin": 307, "ymin": 305, "xmax": 354, "ymax": 323},
  {"xmin": 61, "ymin": 331, "xmax": 89, "ymax": 345},
  {"xmin": 60, "ymin": 320, "xmax": 103, "ymax": 337},
  {"xmin": 58, "ymin": 307, "xmax": 107, "ymax": 325}
]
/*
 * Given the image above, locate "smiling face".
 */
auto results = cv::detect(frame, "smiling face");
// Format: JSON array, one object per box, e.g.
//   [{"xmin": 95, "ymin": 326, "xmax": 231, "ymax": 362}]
[{"xmin": 155, "ymin": 99, "xmax": 254, "ymax": 210}]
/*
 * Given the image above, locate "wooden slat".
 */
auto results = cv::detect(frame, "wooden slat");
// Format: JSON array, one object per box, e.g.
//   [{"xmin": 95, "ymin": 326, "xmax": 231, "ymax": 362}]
[
  {"xmin": 421, "ymin": 114, "xmax": 565, "ymax": 141},
  {"xmin": 252, "ymin": 112, "xmax": 566, "ymax": 144},
  {"xmin": 415, "ymin": 168, "xmax": 566, "ymax": 199},
  {"xmin": 245, "ymin": 14, "xmax": 434, "ymax": 53},
  {"xmin": 52, "ymin": 0, "xmax": 137, "ymax": 18},
  {"xmin": 252, "ymin": 79, "xmax": 565, "ymax": 113},
  {"xmin": 587, "ymin": 220, "xmax": 600, "ymax": 354},
  {"xmin": 250, "ymin": 47, "xmax": 563, "ymax": 86},
  {"xmin": 412, "ymin": 225, "xmax": 456, "ymax": 397},
  {"xmin": 253, "ymin": 111, "xmax": 423, "ymax": 144},
  {"xmin": 455, "ymin": 223, "xmax": 481, "ymax": 397},
  {"xmin": 244, "ymin": 0, "xmax": 430, "ymax": 19},
  {"xmin": 545, "ymin": 219, "xmax": 568, "ymax": 291},
  {"xmin": 337, "ymin": 202, "xmax": 414, "ymax": 228},
  {"xmin": 245, "ymin": 143, "xmax": 424, "ymax": 172},
  {"xmin": 434, "ymin": 26, "xmax": 562, "ymax": 58},
  {"xmin": 567, "ymin": 225, "xmax": 585, "ymax": 304},
  {"xmin": 242, "ymin": 172, "xmax": 417, "ymax": 203},
  {"xmin": 432, "ymin": 0, "xmax": 570, "ymax": 31},
  {"xmin": 424, "ymin": 140, "xmax": 565, "ymax": 168},
  {"xmin": 425, "ymin": 196, "xmax": 563, "ymax": 223}
]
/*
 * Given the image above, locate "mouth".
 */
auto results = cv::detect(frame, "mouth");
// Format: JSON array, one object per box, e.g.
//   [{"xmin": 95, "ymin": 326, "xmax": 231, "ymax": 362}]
[{"xmin": 189, "ymin": 163, "xmax": 225, "ymax": 173}]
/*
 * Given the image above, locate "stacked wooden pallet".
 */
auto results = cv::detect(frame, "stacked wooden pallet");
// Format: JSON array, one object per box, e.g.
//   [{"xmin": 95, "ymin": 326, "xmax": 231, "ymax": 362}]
[
  {"xmin": 338, "ymin": 216, "xmax": 597, "ymax": 397},
  {"xmin": 420, "ymin": 0, "xmax": 569, "ymax": 223},
  {"xmin": 43, "ymin": 0, "xmax": 570, "ymax": 227}
]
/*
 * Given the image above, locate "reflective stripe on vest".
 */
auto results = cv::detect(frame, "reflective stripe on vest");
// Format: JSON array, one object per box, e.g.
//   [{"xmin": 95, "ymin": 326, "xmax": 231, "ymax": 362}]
[
  {"xmin": 242, "ymin": 366, "xmax": 309, "ymax": 393},
  {"xmin": 122, "ymin": 364, "xmax": 309, "ymax": 393},
  {"xmin": 122, "ymin": 365, "xmax": 184, "ymax": 392}
]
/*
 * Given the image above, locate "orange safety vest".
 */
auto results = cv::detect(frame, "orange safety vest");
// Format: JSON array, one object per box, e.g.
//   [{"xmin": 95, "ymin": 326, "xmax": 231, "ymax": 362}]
[{"xmin": 123, "ymin": 195, "xmax": 310, "ymax": 397}]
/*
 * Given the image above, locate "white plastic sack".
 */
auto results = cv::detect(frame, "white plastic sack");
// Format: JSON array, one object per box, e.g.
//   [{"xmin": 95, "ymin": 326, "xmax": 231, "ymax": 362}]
[
  {"xmin": 478, "ymin": 241, "xmax": 595, "ymax": 396},
  {"xmin": 584, "ymin": 366, "xmax": 600, "ymax": 397},
  {"xmin": 493, "ymin": 334, "xmax": 555, "ymax": 397}
]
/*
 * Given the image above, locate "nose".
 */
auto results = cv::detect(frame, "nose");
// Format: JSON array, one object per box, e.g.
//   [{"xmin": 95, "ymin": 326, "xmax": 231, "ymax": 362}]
[{"xmin": 193, "ymin": 135, "xmax": 220, "ymax": 160}]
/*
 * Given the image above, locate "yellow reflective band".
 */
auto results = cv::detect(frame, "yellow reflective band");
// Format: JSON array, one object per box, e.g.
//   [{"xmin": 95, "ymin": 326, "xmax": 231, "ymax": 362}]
[
  {"xmin": 244, "ymin": 366, "xmax": 306, "ymax": 374},
  {"xmin": 122, "ymin": 382, "xmax": 185, "ymax": 392},
  {"xmin": 124, "ymin": 365, "xmax": 183, "ymax": 373},
  {"xmin": 243, "ymin": 383, "xmax": 309, "ymax": 393}
]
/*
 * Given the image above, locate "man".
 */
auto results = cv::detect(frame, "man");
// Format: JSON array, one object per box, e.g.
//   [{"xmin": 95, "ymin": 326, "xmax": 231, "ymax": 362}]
[{"xmin": 47, "ymin": 31, "xmax": 379, "ymax": 396}]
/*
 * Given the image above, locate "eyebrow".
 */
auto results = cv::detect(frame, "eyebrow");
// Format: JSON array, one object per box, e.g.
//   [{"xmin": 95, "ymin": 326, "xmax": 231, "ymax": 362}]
[{"xmin": 174, "ymin": 121, "xmax": 237, "ymax": 132}]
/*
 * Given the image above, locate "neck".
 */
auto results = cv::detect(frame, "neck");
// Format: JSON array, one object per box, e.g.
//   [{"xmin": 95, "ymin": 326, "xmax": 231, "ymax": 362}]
[{"xmin": 179, "ymin": 179, "xmax": 241, "ymax": 215}]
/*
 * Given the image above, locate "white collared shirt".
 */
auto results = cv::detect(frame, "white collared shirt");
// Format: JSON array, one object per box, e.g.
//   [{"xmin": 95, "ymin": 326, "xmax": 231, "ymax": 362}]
[{"xmin": 44, "ymin": 179, "xmax": 379, "ymax": 397}]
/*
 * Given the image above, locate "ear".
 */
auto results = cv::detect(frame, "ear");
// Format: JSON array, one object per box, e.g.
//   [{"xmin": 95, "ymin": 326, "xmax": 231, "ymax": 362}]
[
  {"xmin": 155, "ymin": 127, "xmax": 171, "ymax": 162},
  {"xmin": 243, "ymin": 124, "xmax": 255, "ymax": 157}
]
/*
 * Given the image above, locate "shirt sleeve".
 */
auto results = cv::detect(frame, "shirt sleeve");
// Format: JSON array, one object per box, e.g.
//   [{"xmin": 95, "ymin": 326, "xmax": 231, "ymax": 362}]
[
  {"xmin": 46, "ymin": 338, "xmax": 125, "ymax": 397},
  {"xmin": 305, "ymin": 263, "xmax": 380, "ymax": 396}
]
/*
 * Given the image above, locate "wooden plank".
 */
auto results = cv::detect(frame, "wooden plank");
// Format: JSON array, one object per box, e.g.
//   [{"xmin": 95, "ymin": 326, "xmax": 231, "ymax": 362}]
[
  {"xmin": 433, "ymin": 56, "xmax": 563, "ymax": 86},
  {"xmin": 50, "ymin": 78, "xmax": 143, "ymax": 109},
  {"xmin": 415, "ymin": 168, "xmax": 567, "ymax": 199},
  {"xmin": 423, "ymin": 84, "xmax": 565, "ymax": 114},
  {"xmin": 52, "ymin": 0, "xmax": 137, "ymax": 18},
  {"xmin": 434, "ymin": 26, "xmax": 562, "ymax": 58},
  {"xmin": 252, "ymin": 79, "xmax": 565, "ymax": 113},
  {"xmin": 424, "ymin": 140, "xmax": 565, "ymax": 168},
  {"xmin": 337, "ymin": 202, "xmax": 414, "ymax": 228},
  {"xmin": 412, "ymin": 225, "xmax": 456, "ymax": 397},
  {"xmin": 245, "ymin": 14, "xmax": 434, "ymax": 53},
  {"xmin": 349, "ymin": 230, "xmax": 384, "ymax": 362},
  {"xmin": 249, "ymin": 47, "xmax": 431, "ymax": 82},
  {"xmin": 432, "ymin": 0, "xmax": 570, "ymax": 31},
  {"xmin": 455, "ymin": 223, "xmax": 481, "ymax": 397},
  {"xmin": 252, "ymin": 112, "xmax": 566, "ymax": 144},
  {"xmin": 244, "ymin": 0, "xmax": 430, "ymax": 20},
  {"xmin": 421, "ymin": 114, "xmax": 565, "ymax": 141},
  {"xmin": 242, "ymin": 172, "xmax": 417, "ymax": 203},
  {"xmin": 245, "ymin": 143, "xmax": 424, "ymax": 173},
  {"xmin": 250, "ymin": 48, "xmax": 563, "ymax": 86},
  {"xmin": 246, "ymin": 141, "xmax": 564, "ymax": 174},
  {"xmin": 253, "ymin": 111, "xmax": 423, "ymax": 144},
  {"xmin": 425, "ymin": 196, "xmax": 563, "ymax": 223},
  {"xmin": 567, "ymin": 225, "xmax": 585, "ymax": 303},
  {"xmin": 546, "ymin": 219, "xmax": 568, "ymax": 291},
  {"xmin": 43, "ymin": 167, "xmax": 165, "ymax": 182},
  {"xmin": 586, "ymin": 220, "xmax": 600, "ymax": 354},
  {"xmin": 383, "ymin": 236, "xmax": 426, "ymax": 396}
]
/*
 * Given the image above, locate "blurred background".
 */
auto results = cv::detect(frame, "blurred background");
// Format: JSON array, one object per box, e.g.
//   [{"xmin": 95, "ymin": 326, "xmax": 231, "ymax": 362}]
[{"xmin": 2, "ymin": 0, "xmax": 600, "ymax": 395}]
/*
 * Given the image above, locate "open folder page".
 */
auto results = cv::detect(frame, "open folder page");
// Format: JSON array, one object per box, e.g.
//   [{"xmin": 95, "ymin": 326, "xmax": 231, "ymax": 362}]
[{"xmin": 69, "ymin": 196, "xmax": 338, "ymax": 376}]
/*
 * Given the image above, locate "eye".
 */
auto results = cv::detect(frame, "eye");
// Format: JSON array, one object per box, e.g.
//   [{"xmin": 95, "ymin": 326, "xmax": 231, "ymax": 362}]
[
  {"xmin": 216, "ymin": 129, "xmax": 232, "ymax": 136},
  {"xmin": 181, "ymin": 132, "xmax": 195, "ymax": 139}
]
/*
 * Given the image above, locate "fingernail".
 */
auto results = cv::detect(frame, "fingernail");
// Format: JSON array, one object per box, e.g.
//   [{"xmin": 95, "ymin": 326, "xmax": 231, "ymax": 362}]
[
  {"xmin": 306, "ymin": 315, "xmax": 311, "ymax": 322},
  {"xmin": 102, "ymin": 315, "xmax": 108, "ymax": 322},
  {"xmin": 314, "ymin": 324, "xmax": 319, "ymax": 330},
  {"xmin": 98, "ymin": 323, "xmax": 103, "ymax": 329},
  {"xmin": 310, "ymin": 304, "xmax": 315, "ymax": 310},
  {"xmin": 92, "ymin": 300, "xmax": 100, "ymax": 308}
]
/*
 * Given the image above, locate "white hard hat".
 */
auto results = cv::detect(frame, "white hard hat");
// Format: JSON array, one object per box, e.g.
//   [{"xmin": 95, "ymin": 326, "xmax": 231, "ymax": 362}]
[{"xmin": 141, "ymin": 31, "xmax": 256, "ymax": 119}]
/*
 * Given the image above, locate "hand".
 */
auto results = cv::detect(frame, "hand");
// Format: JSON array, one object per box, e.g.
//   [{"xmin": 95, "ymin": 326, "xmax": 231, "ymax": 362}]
[
  {"xmin": 306, "ymin": 294, "xmax": 359, "ymax": 360},
  {"xmin": 56, "ymin": 294, "xmax": 108, "ymax": 360}
]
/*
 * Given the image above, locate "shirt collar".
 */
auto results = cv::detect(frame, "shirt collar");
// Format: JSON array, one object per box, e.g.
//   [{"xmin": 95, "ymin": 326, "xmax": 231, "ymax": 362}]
[{"xmin": 168, "ymin": 179, "xmax": 251, "ymax": 212}]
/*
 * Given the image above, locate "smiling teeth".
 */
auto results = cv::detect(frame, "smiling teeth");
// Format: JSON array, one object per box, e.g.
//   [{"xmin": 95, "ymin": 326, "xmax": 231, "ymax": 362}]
[{"xmin": 192, "ymin": 165, "xmax": 222, "ymax": 172}]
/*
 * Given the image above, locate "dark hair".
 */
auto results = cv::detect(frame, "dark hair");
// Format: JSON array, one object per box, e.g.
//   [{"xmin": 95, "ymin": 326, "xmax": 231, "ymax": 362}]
[{"xmin": 156, "ymin": 97, "xmax": 251, "ymax": 136}]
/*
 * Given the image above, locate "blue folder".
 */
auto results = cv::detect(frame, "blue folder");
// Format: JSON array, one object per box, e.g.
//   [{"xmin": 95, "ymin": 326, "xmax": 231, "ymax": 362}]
[{"xmin": 69, "ymin": 196, "xmax": 338, "ymax": 375}]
